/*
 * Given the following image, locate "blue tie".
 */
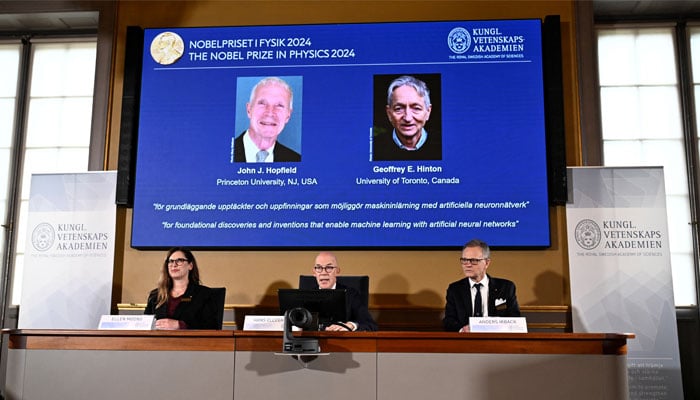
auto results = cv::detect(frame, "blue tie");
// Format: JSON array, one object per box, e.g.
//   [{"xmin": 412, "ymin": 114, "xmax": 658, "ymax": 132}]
[
  {"xmin": 473, "ymin": 283, "xmax": 483, "ymax": 317},
  {"xmin": 256, "ymin": 150, "xmax": 268, "ymax": 162}
]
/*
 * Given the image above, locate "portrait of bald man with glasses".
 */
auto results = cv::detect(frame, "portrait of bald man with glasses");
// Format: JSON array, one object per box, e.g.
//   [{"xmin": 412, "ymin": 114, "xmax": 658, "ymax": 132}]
[
  {"xmin": 311, "ymin": 251, "xmax": 377, "ymax": 331},
  {"xmin": 443, "ymin": 239, "xmax": 521, "ymax": 332}
]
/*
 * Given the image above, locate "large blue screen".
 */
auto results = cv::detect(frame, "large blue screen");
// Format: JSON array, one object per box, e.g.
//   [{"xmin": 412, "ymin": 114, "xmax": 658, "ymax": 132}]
[{"xmin": 132, "ymin": 19, "xmax": 551, "ymax": 248}]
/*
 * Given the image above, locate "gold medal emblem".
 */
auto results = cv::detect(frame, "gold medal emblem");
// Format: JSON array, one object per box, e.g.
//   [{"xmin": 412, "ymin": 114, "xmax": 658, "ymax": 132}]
[{"xmin": 150, "ymin": 31, "xmax": 184, "ymax": 65}]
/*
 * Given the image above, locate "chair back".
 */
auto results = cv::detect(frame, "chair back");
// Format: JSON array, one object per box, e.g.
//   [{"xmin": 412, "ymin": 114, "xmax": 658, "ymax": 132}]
[
  {"xmin": 298, "ymin": 275, "xmax": 369, "ymax": 306},
  {"xmin": 210, "ymin": 287, "xmax": 226, "ymax": 329}
]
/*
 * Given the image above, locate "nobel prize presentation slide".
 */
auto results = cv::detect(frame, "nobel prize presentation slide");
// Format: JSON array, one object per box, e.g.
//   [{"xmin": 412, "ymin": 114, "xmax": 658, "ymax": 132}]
[{"xmin": 132, "ymin": 19, "xmax": 551, "ymax": 248}]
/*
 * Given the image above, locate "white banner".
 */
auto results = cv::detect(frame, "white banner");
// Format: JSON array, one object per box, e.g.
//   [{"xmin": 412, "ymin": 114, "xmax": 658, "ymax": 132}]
[
  {"xmin": 19, "ymin": 172, "xmax": 117, "ymax": 329},
  {"xmin": 566, "ymin": 167, "xmax": 683, "ymax": 399}
]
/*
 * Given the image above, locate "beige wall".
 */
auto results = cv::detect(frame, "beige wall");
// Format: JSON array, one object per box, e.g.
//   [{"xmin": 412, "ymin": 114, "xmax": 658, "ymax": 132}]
[{"xmin": 108, "ymin": 0, "xmax": 580, "ymax": 309}]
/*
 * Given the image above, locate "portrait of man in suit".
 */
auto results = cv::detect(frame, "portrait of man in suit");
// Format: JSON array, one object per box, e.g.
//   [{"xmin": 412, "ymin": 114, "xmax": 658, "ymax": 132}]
[{"xmin": 232, "ymin": 76, "xmax": 302, "ymax": 163}]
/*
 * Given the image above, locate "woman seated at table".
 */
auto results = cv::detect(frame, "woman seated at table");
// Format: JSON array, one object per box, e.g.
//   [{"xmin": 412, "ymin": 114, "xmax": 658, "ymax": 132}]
[{"xmin": 145, "ymin": 247, "xmax": 220, "ymax": 329}]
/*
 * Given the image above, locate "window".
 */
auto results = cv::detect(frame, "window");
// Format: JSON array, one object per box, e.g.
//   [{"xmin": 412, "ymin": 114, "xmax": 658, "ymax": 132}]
[
  {"xmin": 0, "ymin": 44, "xmax": 21, "ymax": 279},
  {"xmin": 691, "ymin": 27, "xmax": 700, "ymax": 185},
  {"xmin": 2, "ymin": 39, "xmax": 96, "ymax": 305},
  {"xmin": 597, "ymin": 26, "xmax": 696, "ymax": 306}
]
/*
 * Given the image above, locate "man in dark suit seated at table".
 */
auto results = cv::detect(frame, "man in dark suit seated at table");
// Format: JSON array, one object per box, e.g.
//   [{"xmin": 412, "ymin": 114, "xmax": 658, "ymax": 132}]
[
  {"xmin": 232, "ymin": 76, "xmax": 301, "ymax": 163},
  {"xmin": 310, "ymin": 251, "xmax": 378, "ymax": 331},
  {"xmin": 443, "ymin": 239, "xmax": 521, "ymax": 332}
]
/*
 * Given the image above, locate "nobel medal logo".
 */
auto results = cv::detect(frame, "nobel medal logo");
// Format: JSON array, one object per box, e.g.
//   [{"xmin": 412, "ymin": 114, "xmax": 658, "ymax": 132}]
[
  {"xmin": 150, "ymin": 31, "xmax": 185, "ymax": 65},
  {"xmin": 575, "ymin": 219, "xmax": 601, "ymax": 250},
  {"xmin": 447, "ymin": 27, "xmax": 471, "ymax": 54},
  {"xmin": 31, "ymin": 223, "xmax": 55, "ymax": 251}
]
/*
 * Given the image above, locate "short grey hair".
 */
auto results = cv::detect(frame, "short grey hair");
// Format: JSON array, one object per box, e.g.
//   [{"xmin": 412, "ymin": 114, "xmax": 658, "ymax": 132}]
[
  {"xmin": 386, "ymin": 75, "xmax": 431, "ymax": 109},
  {"xmin": 249, "ymin": 76, "xmax": 293, "ymax": 109},
  {"xmin": 463, "ymin": 239, "xmax": 490, "ymax": 259}
]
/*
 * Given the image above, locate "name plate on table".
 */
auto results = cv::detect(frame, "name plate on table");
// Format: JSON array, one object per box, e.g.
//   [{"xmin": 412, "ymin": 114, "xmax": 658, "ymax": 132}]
[
  {"xmin": 98, "ymin": 315, "xmax": 155, "ymax": 330},
  {"xmin": 243, "ymin": 315, "xmax": 303, "ymax": 331},
  {"xmin": 243, "ymin": 315, "xmax": 284, "ymax": 331},
  {"xmin": 469, "ymin": 317, "xmax": 528, "ymax": 333}
]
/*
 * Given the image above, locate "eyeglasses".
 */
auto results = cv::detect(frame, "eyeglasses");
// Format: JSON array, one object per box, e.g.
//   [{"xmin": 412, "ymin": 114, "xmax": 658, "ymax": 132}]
[
  {"xmin": 460, "ymin": 258, "xmax": 486, "ymax": 265},
  {"xmin": 313, "ymin": 265, "xmax": 338, "ymax": 273},
  {"xmin": 167, "ymin": 258, "xmax": 189, "ymax": 266}
]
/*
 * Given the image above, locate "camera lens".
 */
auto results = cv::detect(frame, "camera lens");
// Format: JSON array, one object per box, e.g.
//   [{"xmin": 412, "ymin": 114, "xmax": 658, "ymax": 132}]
[{"xmin": 288, "ymin": 307, "xmax": 313, "ymax": 328}]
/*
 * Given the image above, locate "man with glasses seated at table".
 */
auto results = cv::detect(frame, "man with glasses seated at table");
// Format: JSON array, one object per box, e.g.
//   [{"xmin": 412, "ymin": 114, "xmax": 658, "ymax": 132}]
[
  {"xmin": 310, "ymin": 251, "xmax": 378, "ymax": 331},
  {"xmin": 443, "ymin": 239, "xmax": 521, "ymax": 333}
]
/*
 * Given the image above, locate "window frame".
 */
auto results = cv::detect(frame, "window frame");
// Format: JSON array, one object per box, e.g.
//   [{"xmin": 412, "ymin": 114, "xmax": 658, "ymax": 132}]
[
  {"xmin": 589, "ymin": 20, "xmax": 700, "ymax": 307},
  {"xmin": 0, "ymin": 3, "xmax": 115, "ymax": 328}
]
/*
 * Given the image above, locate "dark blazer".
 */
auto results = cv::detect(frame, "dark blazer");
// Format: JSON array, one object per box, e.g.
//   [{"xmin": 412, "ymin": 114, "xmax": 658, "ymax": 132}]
[
  {"xmin": 233, "ymin": 132, "xmax": 301, "ymax": 162},
  {"xmin": 145, "ymin": 283, "xmax": 219, "ymax": 329},
  {"xmin": 306, "ymin": 282, "xmax": 378, "ymax": 331},
  {"xmin": 443, "ymin": 275, "xmax": 521, "ymax": 332},
  {"xmin": 372, "ymin": 129, "xmax": 442, "ymax": 161}
]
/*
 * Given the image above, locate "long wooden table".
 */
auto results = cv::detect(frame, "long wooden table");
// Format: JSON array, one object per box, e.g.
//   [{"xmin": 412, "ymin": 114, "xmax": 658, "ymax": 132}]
[{"xmin": 3, "ymin": 330, "xmax": 633, "ymax": 400}]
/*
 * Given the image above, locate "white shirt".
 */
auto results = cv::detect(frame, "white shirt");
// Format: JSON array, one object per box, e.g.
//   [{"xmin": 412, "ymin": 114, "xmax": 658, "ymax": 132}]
[{"xmin": 242, "ymin": 130, "xmax": 276, "ymax": 162}]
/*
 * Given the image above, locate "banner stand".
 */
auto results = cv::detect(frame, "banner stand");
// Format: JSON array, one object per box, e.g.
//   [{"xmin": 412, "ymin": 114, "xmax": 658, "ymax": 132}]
[
  {"xmin": 19, "ymin": 171, "xmax": 117, "ymax": 329},
  {"xmin": 566, "ymin": 166, "xmax": 683, "ymax": 399}
]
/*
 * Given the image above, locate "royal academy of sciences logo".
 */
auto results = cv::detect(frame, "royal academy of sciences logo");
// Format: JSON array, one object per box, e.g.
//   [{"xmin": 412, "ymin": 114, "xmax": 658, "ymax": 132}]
[
  {"xmin": 447, "ymin": 27, "xmax": 471, "ymax": 54},
  {"xmin": 574, "ymin": 219, "xmax": 601, "ymax": 250},
  {"xmin": 31, "ymin": 223, "xmax": 55, "ymax": 251}
]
